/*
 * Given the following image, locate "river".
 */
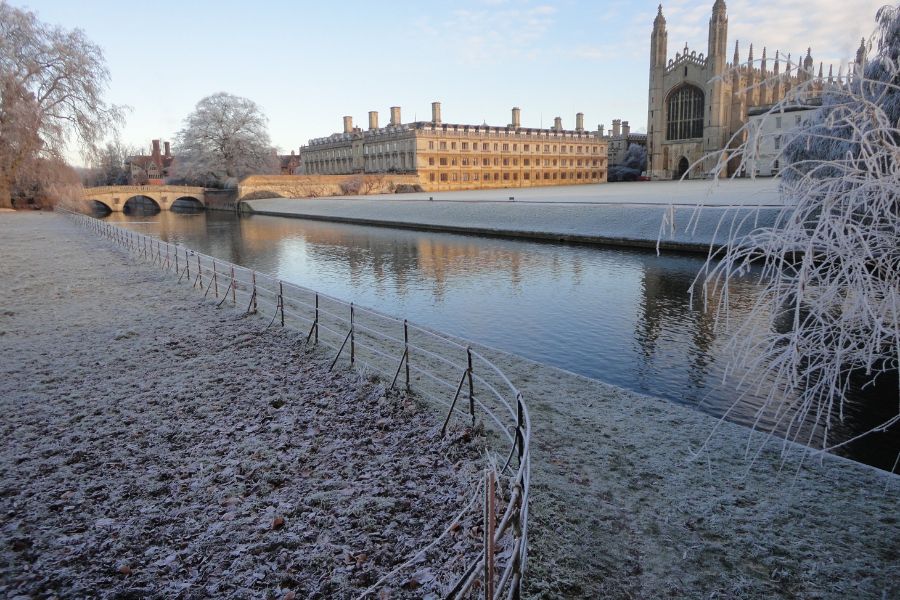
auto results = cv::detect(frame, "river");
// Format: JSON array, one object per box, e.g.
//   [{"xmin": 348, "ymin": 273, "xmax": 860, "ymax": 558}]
[{"xmin": 104, "ymin": 209, "xmax": 898, "ymax": 470}]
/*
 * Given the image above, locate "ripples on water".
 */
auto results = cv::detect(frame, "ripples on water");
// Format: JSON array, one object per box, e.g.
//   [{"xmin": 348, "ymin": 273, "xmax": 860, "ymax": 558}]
[{"xmin": 106, "ymin": 210, "xmax": 898, "ymax": 470}]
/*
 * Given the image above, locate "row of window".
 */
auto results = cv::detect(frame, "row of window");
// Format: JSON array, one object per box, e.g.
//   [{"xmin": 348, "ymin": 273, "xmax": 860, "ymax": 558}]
[
  {"xmin": 426, "ymin": 140, "xmax": 600, "ymax": 154},
  {"xmin": 428, "ymin": 171, "xmax": 603, "ymax": 182},
  {"xmin": 427, "ymin": 156, "xmax": 600, "ymax": 167}
]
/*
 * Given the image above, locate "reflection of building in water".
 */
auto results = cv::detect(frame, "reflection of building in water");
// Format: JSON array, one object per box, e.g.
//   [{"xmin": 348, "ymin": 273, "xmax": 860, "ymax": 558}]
[
  {"xmin": 301, "ymin": 102, "xmax": 608, "ymax": 191},
  {"xmin": 635, "ymin": 263, "xmax": 716, "ymax": 390}
]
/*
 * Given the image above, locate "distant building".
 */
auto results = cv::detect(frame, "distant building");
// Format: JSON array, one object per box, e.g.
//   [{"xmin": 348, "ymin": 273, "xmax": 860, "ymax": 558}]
[
  {"xmin": 279, "ymin": 150, "xmax": 302, "ymax": 175},
  {"xmin": 745, "ymin": 100, "xmax": 820, "ymax": 177},
  {"xmin": 125, "ymin": 140, "xmax": 174, "ymax": 185},
  {"xmin": 300, "ymin": 102, "xmax": 608, "ymax": 191},
  {"xmin": 600, "ymin": 119, "xmax": 648, "ymax": 167},
  {"xmin": 646, "ymin": 1, "xmax": 864, "ymax": 180}
]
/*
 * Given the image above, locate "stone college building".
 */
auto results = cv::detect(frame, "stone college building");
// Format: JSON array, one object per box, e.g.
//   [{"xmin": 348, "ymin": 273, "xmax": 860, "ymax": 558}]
[
  {"xmin": 646, "ymin": 0, "xmax": 863, "ymax": 180},
  {"xmin": 300, "ymin": 103, "xmax": 608, "ymax": 192}
]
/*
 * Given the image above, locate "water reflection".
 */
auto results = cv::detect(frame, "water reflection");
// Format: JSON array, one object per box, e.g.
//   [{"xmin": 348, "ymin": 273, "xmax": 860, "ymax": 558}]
[{"xmin": 104, "ymin": 211, "xmax": 898, "ymax": 470}]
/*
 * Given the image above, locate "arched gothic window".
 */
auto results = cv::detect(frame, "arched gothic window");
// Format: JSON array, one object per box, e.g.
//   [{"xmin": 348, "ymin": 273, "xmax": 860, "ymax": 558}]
[{"xmin": 666, "ymin": 85, "xmax": 704, "ymax": 140}]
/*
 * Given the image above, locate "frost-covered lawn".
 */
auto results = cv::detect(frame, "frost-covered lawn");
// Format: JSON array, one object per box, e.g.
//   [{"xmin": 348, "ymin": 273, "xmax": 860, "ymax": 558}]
[{"xmin": 0, "ymin": 213, "xmax": 482, "ymax": 598}]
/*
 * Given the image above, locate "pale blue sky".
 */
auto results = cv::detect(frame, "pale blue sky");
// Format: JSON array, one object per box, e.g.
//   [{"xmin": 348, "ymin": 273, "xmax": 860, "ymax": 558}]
[{"xmin": 16, "ymin": 0, "xmax": 882, "ymax": 162}]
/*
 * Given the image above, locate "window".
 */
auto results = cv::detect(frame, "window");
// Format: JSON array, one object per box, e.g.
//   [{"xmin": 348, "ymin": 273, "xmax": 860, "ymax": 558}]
[
  {"xmin": 665, "ymin": 84, "xmax": 704, "ymax": 140},
  {"xmin": 503, "ymin": 173, "xmax": 510, "ymax": 180},
  {"xmin": 503, "ymin": 158, "xmax": 509, "ymax": 166},
  {"xmin": 462, "ymin": 158, "xmax": 469, "ymax": 166},
  {"xmin": 440, "ymin": 141, "xmax": 447, "ymax": 150},
  {"xmin": 493, "ymin": 173, "xmax": 499, "ymax": 181},
  {"xmin": 502, "ymin": 143, "xmax": 509, "ymax": 151},
  {"xmin": 513, "ymin": 144, "xmax": 517, "ymax": 151},
  {"xmin": 439, "ymin": 157, "xmax": 448, "ymax": 166},
  {"xmin": 775, "ymin": 116, "xmax": 782, "ymax": 129},
  {"xmin": 462, "ymin": 173, "xmax": 469, "ymax": 181},
  {"xmin": 795, "ymin": 115, "xmax": 801, "ymax": 125},
  {"xmin": 440, "ymin": 173, "xmax": 448, "ymax": 181},
  {"xmin": 429, "ymin": 157, "xmax": 435, "ymax": 166},
  {"xmin": 524, "ymin": 172, "xmax": 530, "ymax": 180},
  {"xmin": 483, "ymin": 158, "xmax": 490, "ymax": 166},
  {"xmin": 543, "ymin": 144, "xmax": 550, "ymax": 152},
  {"xmin": 493, "ymin": 158, "xmax": 499, "ymax": 166},
  {"xmin": 451, "ymin": 173, "xmax": 458, "ymax": 181},
  {"xmin": 462, "ymin": 142, "xmax": 469, "ymax": 150},
  {"xmin": 774, "ymin": 135, "xmax": 781, "ymax": 150},
  {"xmin": 524, "ymin": 144, "xmax": 530, "ymax": 151},
  {"xmin": 524, "ymin": 158, "xmax": 530, "ymax": 166},
  {"xmin": 493, "ymin": 143, "xmax": 499, "ymax": 151},
  {"xmin": 428, "ymin": 141, "xmax": 434, "ymax": 149},
  {"xmin": 430, "ymin": 173, "xmax": 436, "ymax": 181},
  {"xmin": 482, "ymin": 143, "xmax": 489, "ymax": 151},
  {"xmin": 451, "ymin": 142, "xmax": 457, "ymax": 149}
]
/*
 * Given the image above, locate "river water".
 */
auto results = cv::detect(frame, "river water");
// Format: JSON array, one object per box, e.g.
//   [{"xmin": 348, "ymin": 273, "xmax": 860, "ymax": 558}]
[{"xmin": 104, "ymin": 209, "xmax": 898, "ymax": 470}]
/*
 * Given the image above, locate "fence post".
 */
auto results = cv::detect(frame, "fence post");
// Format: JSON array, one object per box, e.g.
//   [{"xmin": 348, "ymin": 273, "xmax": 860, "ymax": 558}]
[
  {"xmin": 350, "ymin": 303, "xmax": 355, "ymax": 366},
  {"xmin": 230, "ymin": 266, "xmax": 237, "ymax": 304},
  {"xmin": 468, "ymin": 347, "xmax": 475, "ymax": 424},
  {"xmin": 404, "ymin": 319, "xmax": 410, "ymax": 392},
  {"xmin": 175, "ymin": 247, "xmax": 179, "ymax": 276},
  {"xmin": 213, "ymin": 262, "xmax": 219, "ymax": 298},
  {"xmin": 185, "ymin": 249, "xmax": 190, "ymax": 281},
  {"xmin": 314, "ymin": 294, "xmax": 319, "ymax": 343},
  {"xmin": 484, "ymin": 469, "xmax": 496, "ymax": 600},
  {"xmin": 196, "ymin": 255, "xmax": 202, "ymax": 288},
  {"xmin": 279, "ymin": 281, "xmax": 285, "ymax": 327}
]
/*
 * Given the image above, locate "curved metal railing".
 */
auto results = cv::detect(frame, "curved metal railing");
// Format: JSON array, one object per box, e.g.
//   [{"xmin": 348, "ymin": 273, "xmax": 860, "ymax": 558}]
[{"xmin": 68, "ymin": 211, "xmax": 531, "ymax": 599}]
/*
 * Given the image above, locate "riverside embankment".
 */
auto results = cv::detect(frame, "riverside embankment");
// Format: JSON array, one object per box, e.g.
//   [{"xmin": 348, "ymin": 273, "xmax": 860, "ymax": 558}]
[
  {"xmin": 244, "ymin": 179, "xmax": 785, "ymax": 252},
  {"xmin": 2, "ymin": 212, "xmax": 897, "ymax": 599}
]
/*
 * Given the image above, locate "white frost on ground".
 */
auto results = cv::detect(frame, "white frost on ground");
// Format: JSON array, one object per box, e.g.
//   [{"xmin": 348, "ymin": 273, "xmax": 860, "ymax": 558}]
[
  {"xmin": 1, "ymin": 212, "xmax": 897, "ymax": 600},
  {"xmin": 0, "ymin": 213, "xmax": 484, "ymax": 598},
  {"xmin": 246, "ymin": 180, "xmax": 784, "ymax": 250}
]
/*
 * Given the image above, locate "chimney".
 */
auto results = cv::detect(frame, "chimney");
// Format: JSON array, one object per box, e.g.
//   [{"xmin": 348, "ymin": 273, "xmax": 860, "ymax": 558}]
[
  {"xmin": 368, "ymin": 111, "xmax": 379, "ymax": 130},
  {"xmin": 510, "ymin": 106, "xmax": 521, "ymax": 129},
  {"xmin": 431, "ymin": 101, "xmax": 442, "ymax": 125},
  {"xmin": 622, "ymin": 121, "xmax": 631, "ymax": 136},
  {"xmin": 575, "ymin": 112, "xmax": 584, "ymax": 132},
  {"xmin": 390, "ymin": 106, "xmax": 401, "ymax": 126},
  {"xmin": 553, "ymin": 116, "xmax": 562, "ymax": 131},
  {"xmin": 343, "ymin": 115, "xmax": 353, "ymax": 134},
  {"xmin": 152, "ymin": 139, "xmax": 161, "ymax": 158},
  {"xmin": 612, "ymin": 119, "xmax": 621, "ymax": 137},
  {"xmin": 164, "ymin": 141, "xmax": 170, "ymax": 156},
  {"xmin": 598, "ymin": 124, "xmax": 605, "ymax": 137}
]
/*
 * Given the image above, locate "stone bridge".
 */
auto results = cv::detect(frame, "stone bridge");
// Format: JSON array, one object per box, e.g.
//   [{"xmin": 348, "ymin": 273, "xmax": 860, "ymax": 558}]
[{"xmin": 83, "ymin": 186, "xmax": 206, "ymax": 212}]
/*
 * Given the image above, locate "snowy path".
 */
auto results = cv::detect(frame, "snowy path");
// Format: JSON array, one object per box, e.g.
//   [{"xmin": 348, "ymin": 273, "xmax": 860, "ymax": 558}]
[
  {"xmin": 245, "ymin": 180, "xmax": 785, "ymax": 251},
  {"xmin": 0, "ymin": 213, "xmax": 483, "ymax": 598}
]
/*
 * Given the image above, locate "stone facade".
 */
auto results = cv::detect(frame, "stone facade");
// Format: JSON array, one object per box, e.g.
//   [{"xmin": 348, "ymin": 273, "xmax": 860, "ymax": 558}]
[
  {"xmin": 301, "ymin": 103, "xmax": 608, "ymax": 191},
  {"xmin": 646, "ymin": 1, "xmax": 863, "ymax": 180},
  {"xmin": 237, "ymin": 174, "xmax": 422, "ymax": 200},
  {"xmin": 125, "ymin": 140, "xmax": 174, "ymax": 185},
  {"xmin": 745, "ymin": 101, "xmax": 820, "ymax": 177}
]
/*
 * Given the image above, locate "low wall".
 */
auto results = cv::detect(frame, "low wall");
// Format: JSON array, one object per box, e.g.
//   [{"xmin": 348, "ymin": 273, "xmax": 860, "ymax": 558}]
[
  {"xmin": 238, "ymin": 174, "xmax": 422, "ymax": 201},
  {"xmin": 203, "ymin": 189, "xmax": 239, "ymax": 211}
]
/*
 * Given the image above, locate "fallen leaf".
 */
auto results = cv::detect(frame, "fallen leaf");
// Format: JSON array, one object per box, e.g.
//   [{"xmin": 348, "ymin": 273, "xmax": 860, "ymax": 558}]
[{"xmin": 272, "ymin": 516, "xmax": 285, "ymax": 530}]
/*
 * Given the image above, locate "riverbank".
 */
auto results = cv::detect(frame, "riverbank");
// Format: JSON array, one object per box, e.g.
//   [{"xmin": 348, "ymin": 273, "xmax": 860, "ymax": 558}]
[
  {"xmin": 0, "ymin": 213, "xmax": 484, "ymax": 598},
  {"xmin": 3, "ymin": 212, "xmax": 898, "ymax": 599},
  {"xmin": 244, "ymin": 179, "xmax": 785, "ymax": 252}
]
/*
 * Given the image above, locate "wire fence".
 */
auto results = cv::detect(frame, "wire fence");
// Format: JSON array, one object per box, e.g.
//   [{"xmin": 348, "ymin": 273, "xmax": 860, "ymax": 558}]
[{"xmin": 68, "ymin": 211, "xmax": 532, "ymax": 599}]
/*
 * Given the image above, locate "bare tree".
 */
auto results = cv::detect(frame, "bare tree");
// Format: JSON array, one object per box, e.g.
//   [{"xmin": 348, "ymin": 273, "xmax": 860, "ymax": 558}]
[
  {"xmin": 686, "ymin": 6, "xmax": 899, "ymax": 458},
  {"xmin": 172, "ymin": 92, "xmax": 278, "ymax": 188},
  {"xmin": 82, "ymin": 139, "xmax": 138, "ymax": 187},
  {"xmin": 0, "ymin": 2, "xmax": 123, "ymax": 208}
]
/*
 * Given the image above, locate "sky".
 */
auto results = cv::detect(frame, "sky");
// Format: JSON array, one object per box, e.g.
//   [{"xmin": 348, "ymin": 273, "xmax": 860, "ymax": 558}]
[{"xmin": 14, "ymin": 0, "xmax": 883, "ymax": 163}]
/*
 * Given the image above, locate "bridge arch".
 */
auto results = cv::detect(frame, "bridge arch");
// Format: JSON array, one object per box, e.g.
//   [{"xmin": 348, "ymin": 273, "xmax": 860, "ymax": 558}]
[
  {"xmin": 87, "ymin": 199, "xmax": 114, "ymax": 213},
  {"xmin": 123, "ymin": 195, "xmax": 161, "ymax": 214},
  {"xmin": 170, "ymin": 196, "xmax": 205, "ymax": 212}
]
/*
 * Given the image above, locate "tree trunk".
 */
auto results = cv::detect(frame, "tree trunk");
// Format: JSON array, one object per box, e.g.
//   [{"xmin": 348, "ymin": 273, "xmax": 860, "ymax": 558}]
[{"xmin": 0, "ymin": 177, "xmax": 13, "ymax": 209}]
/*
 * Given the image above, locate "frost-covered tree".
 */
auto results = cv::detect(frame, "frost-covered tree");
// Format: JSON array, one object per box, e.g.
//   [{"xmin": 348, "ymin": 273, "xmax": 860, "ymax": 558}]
[
  {"xmin": 0, "ymin": 2, "xmax": 123, "ymax": 208},
  {"xmin": 622, "ymin": 143, "xmax": 648, "ymax": 172},
  {"xmin": 173, "ymin": 92, "xmax": 278, "ymax": 187},
  {"xmin": 83, "ymin": 139, "xmax": 137, "ymax": 187},
  {"xmin": 694, "ymin": 6, "xmax": 899, "ymax": 456}
]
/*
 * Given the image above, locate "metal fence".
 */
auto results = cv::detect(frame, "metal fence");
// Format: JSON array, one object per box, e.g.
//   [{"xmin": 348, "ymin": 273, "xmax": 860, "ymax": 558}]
[{"xmin": 69, "ymin": 212, "xmax": 532, "ymax": 599}]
